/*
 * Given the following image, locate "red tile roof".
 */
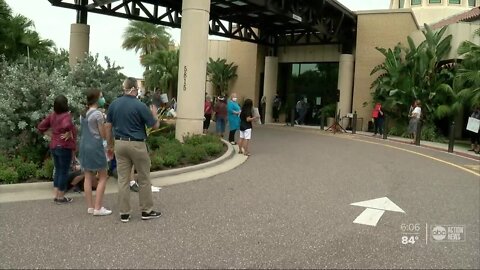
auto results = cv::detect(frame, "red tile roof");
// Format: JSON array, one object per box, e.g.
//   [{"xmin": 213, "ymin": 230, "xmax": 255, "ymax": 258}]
[{"xmin": 430, "ymin": 7, "xmax": 480, "ymax": 29}]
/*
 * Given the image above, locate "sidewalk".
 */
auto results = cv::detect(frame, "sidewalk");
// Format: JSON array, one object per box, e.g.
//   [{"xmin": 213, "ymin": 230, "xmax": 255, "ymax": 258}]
[
  {"xmin": 0, "ymin": 140, "xmax": 248, "ymax": 203},
  {"xmin": 269, "ymin": 123, "xmax": 480, "ymax": 161}
]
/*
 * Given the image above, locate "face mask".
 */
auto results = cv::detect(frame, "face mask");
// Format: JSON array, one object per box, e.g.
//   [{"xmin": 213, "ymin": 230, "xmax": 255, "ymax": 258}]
[
  {"xmin": 98, "ymin": 97, "xmax": 105, "ymax": 107},
  {"xmin": 232, "ymin": 97, "xmax": 238, "ymax": 102},
  {"xmin": 137, "ymin": 89, "xmax": 143, "ymax": 99}
]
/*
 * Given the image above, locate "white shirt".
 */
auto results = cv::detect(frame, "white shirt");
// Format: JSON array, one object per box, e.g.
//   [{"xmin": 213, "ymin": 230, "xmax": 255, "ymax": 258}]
[{"xmin": 412, "ymin": 107, "xmax": 421, "ymax": 119}]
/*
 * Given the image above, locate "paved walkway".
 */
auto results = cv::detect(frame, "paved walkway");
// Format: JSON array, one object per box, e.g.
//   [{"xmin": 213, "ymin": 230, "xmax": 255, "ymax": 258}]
[{"xmin": 1, "ymin": 124, "xmax": 479, "ymax": 269}]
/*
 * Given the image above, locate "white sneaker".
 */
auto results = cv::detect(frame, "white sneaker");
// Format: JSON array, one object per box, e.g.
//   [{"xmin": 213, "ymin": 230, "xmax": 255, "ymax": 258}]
[
  {"xmin": 87, "ymin": 208, "xmax": 94, "ymax": 214},
  {"xmin": 151, "ymin": 186, "xmax": 162, "ymax": 192},
  {"xmin": 93, "ymin": 207, "xmax": 112, "ymax": 216}
]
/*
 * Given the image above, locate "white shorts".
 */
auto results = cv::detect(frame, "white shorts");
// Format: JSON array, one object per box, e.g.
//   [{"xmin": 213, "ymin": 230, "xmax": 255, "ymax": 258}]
[{"xmin": 239, "ymin": 129, "xmax": 252, "ymax": 140}]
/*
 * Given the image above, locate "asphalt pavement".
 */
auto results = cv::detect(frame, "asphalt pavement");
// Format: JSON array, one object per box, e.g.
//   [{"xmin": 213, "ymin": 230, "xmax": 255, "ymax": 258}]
[{"xmin": 0, "ymin": 124, "xmax": 479, "ymax": 269}]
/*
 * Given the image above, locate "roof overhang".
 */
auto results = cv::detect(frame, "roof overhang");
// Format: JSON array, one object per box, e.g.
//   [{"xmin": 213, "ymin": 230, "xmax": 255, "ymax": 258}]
[{"xmin": 48, "ymin": 0, "xmax": 357, "ymax": 49}]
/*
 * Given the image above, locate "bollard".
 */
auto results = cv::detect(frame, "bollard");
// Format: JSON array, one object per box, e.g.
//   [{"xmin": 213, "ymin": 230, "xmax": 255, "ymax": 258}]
[
  {"xmin": 352, "ymin": 111, "xmax": 357, "ymax": 134},
  {"xmin": 382, "ymin": 115, "xmax": 388, "ymax": 139},
  {"xmin": 290, "ymin": 108, "xmax": 295, "ymax": 127},
  {"xmin": 448, "ymin": 121, "xmax": 455, "ymax": 153},
  {"xmin": 320, "ymin": 111, "xmax": 324, "ymax": 130},
  {"xmin": 415, "ymin": 120, "xmax": 422, "ymax": 146}
]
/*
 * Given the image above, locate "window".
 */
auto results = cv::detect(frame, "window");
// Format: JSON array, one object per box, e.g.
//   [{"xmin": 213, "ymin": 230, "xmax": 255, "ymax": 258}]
[
  {"xmin": 449, "ymin": 0, "xmax": 461, "ymax": 4},
  {"xmin": 411, "ymin": 0, "xmax": 421, "ymax": 5},
  {"xmin": 429, "ymin": 0, "xmax": 441, "ymax": 3},
  {"xmin": 399, "ymin": 0, "xmax": 405, "ymax": 7},
  {"xmin": 469, "ymin": 0, "xmax": 475, "ymax": 6}
]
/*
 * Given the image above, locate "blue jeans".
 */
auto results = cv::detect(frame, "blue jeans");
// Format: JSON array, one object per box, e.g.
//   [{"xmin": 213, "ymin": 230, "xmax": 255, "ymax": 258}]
[
  {"xmin": 216, "ymin": 118, "xmax": 226, "ymax": 133},
  {"xmin": 51, "ymin": 147, "xmax": 73, "ymax": 192}
]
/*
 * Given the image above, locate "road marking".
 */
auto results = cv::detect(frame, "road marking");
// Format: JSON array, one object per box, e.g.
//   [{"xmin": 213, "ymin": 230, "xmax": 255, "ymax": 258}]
[
  {"xmin": 346, "ymin": 137, "xmax": 480, "ymax": 177},
  {"xmin": 351, "ymin": 197, "xmax": 405, "ymax": 227},
  {"xmin": 464, "ymin": 164, "xmax": 480, "ymax": 172}
]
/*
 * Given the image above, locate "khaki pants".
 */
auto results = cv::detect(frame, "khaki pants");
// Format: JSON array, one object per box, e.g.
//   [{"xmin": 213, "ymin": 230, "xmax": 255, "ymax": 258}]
[{"xmin": 114, "ymin": 140, "xmax": 153, "ymax": 214}]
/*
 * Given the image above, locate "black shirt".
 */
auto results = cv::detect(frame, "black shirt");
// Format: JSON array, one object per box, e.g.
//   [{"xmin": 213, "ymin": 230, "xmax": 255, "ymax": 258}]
[{"xmin": 240, "ymin": 109, "xmax": 252, "ymax": 131}]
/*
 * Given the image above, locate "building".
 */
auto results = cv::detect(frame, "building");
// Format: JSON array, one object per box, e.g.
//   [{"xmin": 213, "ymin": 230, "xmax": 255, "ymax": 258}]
[{"xmin": 212, "ymin": 0, "xmax": 479, "ymax": 131}]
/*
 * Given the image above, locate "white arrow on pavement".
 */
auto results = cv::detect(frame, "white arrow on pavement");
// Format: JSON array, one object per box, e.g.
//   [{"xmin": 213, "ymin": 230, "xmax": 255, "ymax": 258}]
[{"xmin": 350, "ymin": 197, "xmax": 405, "ymax": 227}]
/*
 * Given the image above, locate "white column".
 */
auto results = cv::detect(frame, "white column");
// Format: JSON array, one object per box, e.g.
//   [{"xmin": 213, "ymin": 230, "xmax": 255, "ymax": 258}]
[
  {"xmin": 263, "ymin": 56, "xmax": 278, "ymax": 124},
  {"xmin": 175, "ymin": 0, "xmax": 211, "ymax": 141},
  {"xmin": 337, "ymin": 54, "xmax": 354, "ymax": 118},
  {"xmin": 69, "ymin": 23, "xmax": 90, "ymax": 67}
]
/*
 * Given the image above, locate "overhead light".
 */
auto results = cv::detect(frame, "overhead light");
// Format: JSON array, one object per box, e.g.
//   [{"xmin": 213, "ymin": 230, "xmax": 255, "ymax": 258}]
[
  {"xmin": 232, "ymin": 1, "xmax": 248, "ymax": 6},
  {"xmin": 273, "ymin": 22, "xmax": 283, "ymax": 25},
  {"xmin": 292, "ymin": 14, "xmax": 302, "ymax": 22},
  {"xmin": 215, "ymin": 3, "xmax": 230, "ymax": 8},
  {"xmin": 248, "ymin": 13, "xmax": 259, "ymax": 17}
]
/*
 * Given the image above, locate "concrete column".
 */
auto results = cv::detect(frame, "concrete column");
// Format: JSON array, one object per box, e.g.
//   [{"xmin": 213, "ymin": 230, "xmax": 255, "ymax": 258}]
[
  {"xmin": 263, "ymin": 56, "xmax": 278, "ymax": 124},
  {"xmin": 175, "ymin": 0, "xmax": 211, "ymax": 141},
  {"xmin": 337, "ymin": 54, "xmax": 354, "ymax": 119},
  {"xmin": 68, "ymin": 23, "xmax": 90, "ymax": 67}
]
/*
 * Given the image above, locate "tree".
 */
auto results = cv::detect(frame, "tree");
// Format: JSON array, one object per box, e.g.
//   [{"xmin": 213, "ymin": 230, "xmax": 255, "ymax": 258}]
[
  {"xmin": 454, "ymin": 31, "xmax": 480, "ymax": 109},
  {"xmin": 370, "ymin": 24, "xmax": 455, "ymax": 124},
  {"xmin": 206, "ymin": 58, "xmax": 238, "ymax": 96},
  {"xmin": 142, "ymin": 50, "xmax": 179, "ymax": 98},
  {"xmin": 122, "ymin": 21, "xmax": 171, "ymax": 61},
  {"xmin": 1, "ymin": 13, "xmax": 55, "ymax": 61}
]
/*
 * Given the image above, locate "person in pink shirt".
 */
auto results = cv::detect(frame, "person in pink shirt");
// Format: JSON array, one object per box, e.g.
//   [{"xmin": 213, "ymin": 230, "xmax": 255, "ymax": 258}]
[{"xmin": 38, "ymin": 95, "xmax": 77, "ymax": 204}]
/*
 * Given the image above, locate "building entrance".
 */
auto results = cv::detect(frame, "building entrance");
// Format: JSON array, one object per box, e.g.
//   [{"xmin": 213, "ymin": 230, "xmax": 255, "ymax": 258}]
[{"xmin": 278, "ymin": 62, "xmax": 339, "ymax": 125}]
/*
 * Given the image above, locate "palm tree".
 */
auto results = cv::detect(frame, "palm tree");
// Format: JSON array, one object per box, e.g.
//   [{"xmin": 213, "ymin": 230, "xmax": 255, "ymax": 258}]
[
  {"xmin": 371, "ymin": 24, "xmax": 454, "ymax": 123},
  {"xmin": 455, "ymin": 30, "xmax": 480, "ymax": 108},
  {"xmin": 1, "ymin": 13, "xmax": 54, "ymax": 61},
  {"xmin": 206, "ymin": 58, "xmax": 238, "ymax": 96},
  {"xmin": 122, "ymin": 21, "xmax": 171, "ymax": 62},
  {"xmin": 142, "ymin": 50, "xmax": 179, "ymax": 98}
]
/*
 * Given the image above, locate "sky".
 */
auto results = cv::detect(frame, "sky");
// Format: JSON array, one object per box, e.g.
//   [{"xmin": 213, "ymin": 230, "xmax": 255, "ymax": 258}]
[{"xmin": 5, "ymin": 0, "xmax": 390, "ymax": 78}]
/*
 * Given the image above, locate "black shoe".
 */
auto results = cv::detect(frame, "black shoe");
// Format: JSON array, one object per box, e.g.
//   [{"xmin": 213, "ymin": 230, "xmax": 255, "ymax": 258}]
[
  {"xmin": 130, "ymin": 182, "xmax": 139, "ymax": 192},
  {"xmin": 55, "ymin": 197, "xmax": 73, "ymax": 204},
  {"xmin": 120, "ymin": 214, "xmax": 130, "ymax": 223},
  {"xmin": 141, "ymin": 210, "xmax": 161, "ymax": 220}
]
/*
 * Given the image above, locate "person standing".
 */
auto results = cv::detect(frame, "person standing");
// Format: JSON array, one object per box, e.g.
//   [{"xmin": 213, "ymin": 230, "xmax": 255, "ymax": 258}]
[
  {"xmin": 227, "ymin": 93, "xmax": 241, "ymax": 145},
  {"xmin": 213, "ymin": 96, "xmax": 227, "ymax": 138},
  {"xmin": 238, "ymin": 99, "xmax": 259, "ymax": 156},
  {"xmin": 371, "ymin": 102, "xmax": 384, "ymax": 136},
  {"xmin": 272, "ymin": 94, "xmax": 282, "ymax": 122},
  {"xmin": 203, "ymin": 95, "xmax": 213, "ymax": 134},
  {"xmin": 37, "ymin": 95, "xmax": 77, "ymax": 204},
  {"xmin": 79, "ymin": 89, "xmax": 112, "ymax": 216},
  {"xmin": 106, "ymin": 77, "xmax": 161, "ymax": 223},
  {"xmin": 408, "ymin": 100, "xmax": 422, "ymax": 144},
  {"xmin": 467, "ymin": 106, "xmax": 480, "ymax": 154},
  {"xmin": 260, "ymin": 95, "xmax": 266, "ymax": 124}
]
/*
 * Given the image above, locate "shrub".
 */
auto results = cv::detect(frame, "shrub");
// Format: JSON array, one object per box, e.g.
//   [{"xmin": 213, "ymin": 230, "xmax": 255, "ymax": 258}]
[
  {"xmin": 150, "ymin": 152, "xmax": 164, "ymax": 170},
  {"xmin": 16, "ymin": 161, "xmax": 38, "ymax": 181},
  {"xmin": 0, "ymin": 168, "xmax": 19, "ymax": 184},
  {"xmin": 147, "ymin": 135, "xmax": 169, "ymax": 150},
  {"xmin": 162, "ymin": 154, "xmax": 180, "ymax": 167},
  {"xmin": 201, "ymin": 142, "xmax": 223, "ymax": 156},
  {"xmin": 36, "ymin": 158, "xmax": 54, "ymax": 180},
  {"xmin": 183, "ymin": 144, "xmax": 207, "ymax": 164}
]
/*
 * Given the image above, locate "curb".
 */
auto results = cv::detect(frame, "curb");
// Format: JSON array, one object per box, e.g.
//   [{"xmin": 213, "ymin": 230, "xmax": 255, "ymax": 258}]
[{"xmin": 0, "ymin": 139, "xmax": 241, "ymax": 202}]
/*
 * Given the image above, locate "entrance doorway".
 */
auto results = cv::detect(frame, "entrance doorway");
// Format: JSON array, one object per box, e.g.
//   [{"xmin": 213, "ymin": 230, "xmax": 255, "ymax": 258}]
[{"xmin": 277, "ymin": 62, "xmax": 339, "ymax": 125}]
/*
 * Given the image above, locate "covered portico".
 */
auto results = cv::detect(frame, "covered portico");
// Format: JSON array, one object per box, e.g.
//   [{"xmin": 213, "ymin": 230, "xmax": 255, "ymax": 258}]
[{"xmin": 48, "ymin": 0, "xmax": 357, "ymax": 140}]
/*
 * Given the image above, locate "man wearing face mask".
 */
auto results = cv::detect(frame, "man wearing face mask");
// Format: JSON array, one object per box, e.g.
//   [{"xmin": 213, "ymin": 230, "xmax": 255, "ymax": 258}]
[
  {"xmin": 105, "ymin": 77, "xmax": 161, "ymax": 223},
  {"xmin": 227, "ymin": 93, "xmax": 241, "ymax": 145}
]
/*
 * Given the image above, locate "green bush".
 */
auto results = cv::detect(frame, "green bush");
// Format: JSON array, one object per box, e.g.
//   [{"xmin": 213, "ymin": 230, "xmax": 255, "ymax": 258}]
[
  {"xmin": 0, "ymin": 168, "xmax": 19, "ymax": 184},
  {"xmin": 421, "ymin": 124, "xmax": 446, "ymax": 143},
  {"xmin": 147, "ymin": 135, "xmax": 169, "ymax": 150},
  {"xmin": 184, "ymin": 134, "xmax": 219, "ymax": 146},
  {"xmin": 16, "ymin": 161, "xmax": 38, "ymax": 181},
  {"xmin": 162, "ymin": 154, "xmax": 180, "ymax": 167},
  {"xmin": 150, "ymin": 151, "xmax": 164, "ymax": 170},
  {"xmin": 183, "ymin": 144, "xmax": 207, "ymax": 164},
  {"xmin": 201, "ymin": 142, "xmax": 223, "ymax": 156},
  {"xmin": 35, "ymin": 158, "xmax": 54, "ymax": 180}
]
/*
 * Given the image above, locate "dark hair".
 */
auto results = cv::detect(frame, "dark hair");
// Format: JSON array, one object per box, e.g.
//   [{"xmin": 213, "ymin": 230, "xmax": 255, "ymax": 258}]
[
  {"xmin": 87, "ymin": 88, "xmax": 101, "ymax": 106},
  {"xmin": 82, "ymin": 88, "xmax": 101, "ymax": 117},
  {"xmin": 53, "ymin": 95, "xmax": 69, "ymax": 114},
  {"xmin": 242, "ymin": 98, "xmax": 253, "ymax": 112}
]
